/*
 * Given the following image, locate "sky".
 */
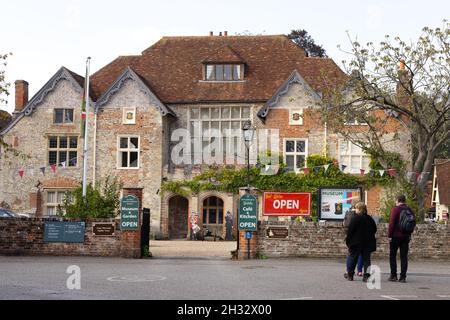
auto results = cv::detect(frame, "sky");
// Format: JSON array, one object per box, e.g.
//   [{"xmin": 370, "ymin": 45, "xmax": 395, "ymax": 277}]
[{"xmin": 0, "ymin": 0, "xmax": 448, "ymax": 113}]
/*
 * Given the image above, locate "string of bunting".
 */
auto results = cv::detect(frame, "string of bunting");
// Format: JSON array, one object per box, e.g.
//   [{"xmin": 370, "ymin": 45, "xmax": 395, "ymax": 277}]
[
  {"xmin": 299, "ymin": 162, "xmax": 429, "ymax": 182},
  {"xmin": 16, "ymin": 156, "xmax": 77, "ymax": 179}
]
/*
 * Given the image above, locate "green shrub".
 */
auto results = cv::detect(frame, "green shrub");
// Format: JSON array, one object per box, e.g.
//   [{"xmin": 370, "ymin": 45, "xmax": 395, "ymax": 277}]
[{"xmin": 63, "ymin": 175, "xmax": 122, "ymax": 219}]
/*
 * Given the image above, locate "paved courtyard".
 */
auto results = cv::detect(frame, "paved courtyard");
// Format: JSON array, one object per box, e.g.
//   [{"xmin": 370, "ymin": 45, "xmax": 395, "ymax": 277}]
[
  {"xmin": 1, "ymin": 240, "xmax": 450, "ymax": 300},
  {"xmin": 150, "ymin": 240, "xmax": 237, "ymax": 259}
]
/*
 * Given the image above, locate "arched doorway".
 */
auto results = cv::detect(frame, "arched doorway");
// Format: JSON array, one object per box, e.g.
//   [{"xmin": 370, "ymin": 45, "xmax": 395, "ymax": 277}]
[
  {"xmin": 202, "ymin": 196, "xmax": 224, "ymax": 238},
  {"xmin": 168, "ymin": 195, "xmax": 189, "ymax": 239}
]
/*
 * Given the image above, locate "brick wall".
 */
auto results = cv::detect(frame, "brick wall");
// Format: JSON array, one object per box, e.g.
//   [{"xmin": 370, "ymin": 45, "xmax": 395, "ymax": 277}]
[
  {"xmin": 0, "ymin": 218, "xmax": 141, "ymax": 258},
  {"xmin": 253, "ymin": 221, "xmax": 450, "ymax": 259}
]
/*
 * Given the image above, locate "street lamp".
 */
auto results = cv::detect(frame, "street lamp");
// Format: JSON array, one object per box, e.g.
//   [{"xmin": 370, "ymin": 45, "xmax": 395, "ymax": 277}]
[{"xmin": 242, "ymin": 120, "xmax": 256, "ymax": 191}]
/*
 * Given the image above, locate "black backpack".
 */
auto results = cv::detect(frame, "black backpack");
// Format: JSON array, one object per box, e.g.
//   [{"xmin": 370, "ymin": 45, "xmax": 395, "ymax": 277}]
[{"xmin": 399, "ymin": 207, "xmax": 416, "ymax": 234}]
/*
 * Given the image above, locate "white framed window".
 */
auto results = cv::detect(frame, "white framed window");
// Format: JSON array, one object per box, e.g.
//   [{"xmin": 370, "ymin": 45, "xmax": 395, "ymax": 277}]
[
  {"xmin": 339, "ymin": 140, "xmax": 370, "ymax": 174},
  {"xmin": 284, "ymin": 139, "xmax": 308, "ymax": 173},
  {"xmin": 45, "ymin": 189, "xmax": 72, "ymax": 216},
  {"xmin": 431, "ymin": 167, "xmax": 439, "ymax": 205},
  {"xmin": 289, "ymin": 108, "xmax": 304, "ymax": 125},
  {"xmin": 48, "ymin": 136, "xmax": 78, "ymax": 167},
  {"xmin": 117, "ymin": 136, "xmax": 140, "ymax": 169},
  {"xmin": 204, "ymin": 64, "xmax": 242, "ymax": 81},
  {"xmin": 122, "ymin": 107, "xmax": 136, "ymax": 125},
  {"xmin": 189, "ymin": 106, "xmax": 251, "ymax": 163},
  {"xmin": 54, "ymin": 109, "xmax": 74, "ymax": 124}
]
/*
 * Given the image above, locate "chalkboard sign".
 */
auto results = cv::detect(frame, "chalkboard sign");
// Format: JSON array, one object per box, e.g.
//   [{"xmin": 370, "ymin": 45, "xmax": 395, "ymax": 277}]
[{"xmin": 44, "ymin": 222, "xmax": 85, "ymax": 243}]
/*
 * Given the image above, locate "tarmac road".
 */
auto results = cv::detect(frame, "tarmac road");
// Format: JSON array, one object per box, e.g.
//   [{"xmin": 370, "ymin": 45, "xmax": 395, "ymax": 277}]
[{"xmin": 1, "ymin": 253, "xmax": 450, "ymax": 300}]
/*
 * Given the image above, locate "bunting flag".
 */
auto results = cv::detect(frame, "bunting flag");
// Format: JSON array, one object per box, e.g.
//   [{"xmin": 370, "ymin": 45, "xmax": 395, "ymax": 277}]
[
  {"xmin": 341, "ymin": 164, "xmax": 347, "ymax": 172},
  {"xmin": 70, "ymin": 158, "xmax": 77, "ymax": 166},
  {"xmin": 40, "ymin": 167, "xmax": 46, "ymax": 175},
  {"xmin": 303, "ymin": 167, "xmax": 310, "ymax": 175},
  {"xmin": 18, "ymin": 169, "xmax": 24, "ymax": 178},
  {"xmin": 379, "ymin": 170, "xmax": 385, "ymax": 177},
  {"xmin": 313, "ymin": 166, "xmax": 320, "ymax": 173},
  {"xmin": 387, "ymin": 168, "xmax": 396, "ymax": 177},
  {"xmin": 51, "ymin": 164, "xmax": 57, "ymax": 173},
  {"xmin": 369, "ymin": 170, "xmax": 375, "ymax": 177},
  {"xmin": 406, "ymin": 171, "xmax": 415, "ymax": 181},
  {"xmin": 61, "ymin": 161, "xmax": 67, "ymax": 168},
  {"xmin": 360, "ymin": 169, "xmax": 365, "ymax": 176},
  {"xmin": 324, "ymin": 164, "xmax": 330, "ymax": 172}
]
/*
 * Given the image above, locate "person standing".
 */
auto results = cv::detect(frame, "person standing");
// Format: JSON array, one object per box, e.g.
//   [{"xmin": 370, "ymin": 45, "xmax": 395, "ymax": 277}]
[
  {"xmin": 388, "ymin": 195, "xmax": 416, "ymax": 283},
  {"xmin": 343, "ymin": 204, "xmax": 363, "ymax": 277},
  {"xmin": 345, "ymin": 202, "xmax": 377, "ymax": 282},
  {"xmin": 225, "ymin": 211, "xmax": 234, "ymax": 241}
]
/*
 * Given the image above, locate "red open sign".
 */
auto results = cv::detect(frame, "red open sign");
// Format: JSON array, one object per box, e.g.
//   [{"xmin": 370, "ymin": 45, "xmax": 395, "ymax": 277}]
[{"xmin": 263, "ymin": 192, "xmax": 311, "ymax": 216}]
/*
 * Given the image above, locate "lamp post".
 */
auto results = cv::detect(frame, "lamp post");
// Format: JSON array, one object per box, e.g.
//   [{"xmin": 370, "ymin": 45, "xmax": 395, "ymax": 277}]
[
  {"xmin": 242, "ymin": 120, "xmax": 256, "ymax": 259},
  {"xmin": 242, "ymin": 120, "xmax": 255, "ymax": 191}
]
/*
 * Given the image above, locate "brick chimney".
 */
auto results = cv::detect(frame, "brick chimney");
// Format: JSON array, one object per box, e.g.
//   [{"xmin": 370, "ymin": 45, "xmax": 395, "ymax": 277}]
[
  {"xmin": 209, "ymin": 31, "xmax": 213, "ymax": 36},
  {"xmin": 224, "ymin": 31, "xmax": 228, "ymax": 36},
  {"xmin": 14, "ymin": 80, "xmax": 29, "ymax": 114}
]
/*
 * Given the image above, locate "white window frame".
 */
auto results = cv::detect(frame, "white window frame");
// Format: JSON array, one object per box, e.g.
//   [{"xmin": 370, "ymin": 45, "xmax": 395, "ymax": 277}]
[
  {"xmin": 47, "ymin": 136, "xmax": 78, "ymax": 167},
  {"xmin": 431, "ymin": 166, "xmax": 439, "ymax": 205},
  {"xmin": 188, "ymin": 106, "xmax": 252, "ymax": 164},
  {"xmin": 117, "ymin": 135, "xmax": 140, "ymax": 169},
  {"xmin": 204, "ymin": 64, "xmax": 243, "ymax": 81},
  {"xmin": 338, "ymin": 140, "xmax": 371, "ymax": 174},
  {"xmin": 283, "ymin": 138, "xmax": 308, "ymax": 173},
  {"xmin": 289, "ymin": 108, "xmax": 304, "ymax": 125},
  {"xmin": 44, "ymin": 189, "xmax": 72, "ymax": 216},
  {"xmin": 122, "ymin": 107, "xmax": 136, "ymax": 125},
  {"xmin": 54, "ymin": 108, "xmax": 74, "ymax": 124}
]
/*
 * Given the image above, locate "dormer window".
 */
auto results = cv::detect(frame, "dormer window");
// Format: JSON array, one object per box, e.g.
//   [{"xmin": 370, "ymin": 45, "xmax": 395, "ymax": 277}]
[{"xmin": 205, "ymin": 64, "xmax": 242, "ymax": 81}]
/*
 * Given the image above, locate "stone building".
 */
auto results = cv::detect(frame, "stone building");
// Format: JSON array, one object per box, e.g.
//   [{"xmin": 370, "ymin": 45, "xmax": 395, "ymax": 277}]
[{"xmin": 0, "ymin": 33, "xmax": 410, "ymax": 239}]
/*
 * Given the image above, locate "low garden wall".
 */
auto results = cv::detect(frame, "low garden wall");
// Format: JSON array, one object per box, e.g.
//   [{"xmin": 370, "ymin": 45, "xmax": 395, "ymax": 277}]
[
  {"xmin": 252, "ymin": 221, "xmax": 450, "ymax": 260},
  {"xmin": 0, "ymin": 217, "xmax": 141, "ymax": 258}
]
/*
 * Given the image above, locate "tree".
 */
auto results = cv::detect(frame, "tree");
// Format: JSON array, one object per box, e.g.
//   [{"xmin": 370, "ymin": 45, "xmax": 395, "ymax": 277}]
[
  {"xmin": 0, "ymin": 53, "xmax": 12, "ymax": 151},
  {"xmin": 287, "ymin": 29, "xmax": 327, "ymax": 57},
  {"xmin": 323, "ymin": 21, "xmax": 450, "ymax": 218}
]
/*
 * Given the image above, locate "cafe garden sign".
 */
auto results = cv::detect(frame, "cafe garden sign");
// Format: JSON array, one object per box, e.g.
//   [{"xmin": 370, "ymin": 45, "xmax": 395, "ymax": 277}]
[
  {"xmin": 120, "ymin": 195, "xmax": 139, "ymax": 230},
  {"xmin": 239, "ymin": 194, "xmax": 258, "ymax": 231}
]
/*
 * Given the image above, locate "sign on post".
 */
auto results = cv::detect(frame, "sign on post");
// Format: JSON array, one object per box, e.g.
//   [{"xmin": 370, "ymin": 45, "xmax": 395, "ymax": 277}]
[
  {"xmin": 263, "ymin": 192, "xmax": 311, "ymax": 216},
  {"xmin": 44, "ymin": 222, "xmax": 85, "ymax": 243},
  {"xmin": 239, "ymin": 194, "xmax": 258, "ymax": 231},
  {"xmin": 120, "ymin": 195, "xmax": 140, "ymax": 230}
]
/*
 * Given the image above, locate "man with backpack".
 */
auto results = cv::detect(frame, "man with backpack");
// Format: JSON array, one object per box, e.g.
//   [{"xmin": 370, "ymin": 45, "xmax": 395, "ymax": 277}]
[{"xmin": 388, "ymin": 195, "xmax": 416, "ymax": 283}]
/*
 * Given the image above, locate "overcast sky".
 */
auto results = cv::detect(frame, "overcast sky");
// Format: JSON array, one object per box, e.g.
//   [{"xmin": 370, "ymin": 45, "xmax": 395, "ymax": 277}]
[{"xmin": 1, "ymin": 0, "xmax": 448, "ymax": 113}]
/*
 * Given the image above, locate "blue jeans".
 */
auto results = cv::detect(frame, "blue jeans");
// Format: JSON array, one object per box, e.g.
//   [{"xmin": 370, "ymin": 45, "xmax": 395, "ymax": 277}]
[{"xmin": 346, "ymin": 254, "xmax": 363, "ymax": 273}]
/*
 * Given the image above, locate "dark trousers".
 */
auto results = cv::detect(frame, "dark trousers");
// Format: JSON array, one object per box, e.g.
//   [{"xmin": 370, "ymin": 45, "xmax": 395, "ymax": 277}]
[
  {"xmin": 390, "ymin": 237, "xmax": 410, "ymax": 278},
  {"xmin": 348, "ymin": 248, "xmax": 371, "ymax": 275}
]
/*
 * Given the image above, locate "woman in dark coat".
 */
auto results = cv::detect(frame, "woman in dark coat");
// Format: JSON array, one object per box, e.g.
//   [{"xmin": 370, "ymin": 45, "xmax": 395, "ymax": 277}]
[{"xmin": 345, "ymin": 202, "xmax": 377, "ymax": 282}]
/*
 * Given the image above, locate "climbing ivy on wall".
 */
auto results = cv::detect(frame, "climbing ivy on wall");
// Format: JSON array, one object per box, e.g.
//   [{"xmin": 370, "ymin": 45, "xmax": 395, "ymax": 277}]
[{"xmin": 162, "ymin": 154, "xmax": 403, "ymax": 217}]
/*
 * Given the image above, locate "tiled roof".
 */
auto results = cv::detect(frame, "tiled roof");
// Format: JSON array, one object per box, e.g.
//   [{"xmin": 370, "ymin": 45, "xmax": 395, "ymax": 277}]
[
  {"xmin": 435, "ymin": 160, "xmax": 450, "ymax": 205},
  {"xmin": 90, "ymin": 35, "xmax": 346, "ymax": 103}
]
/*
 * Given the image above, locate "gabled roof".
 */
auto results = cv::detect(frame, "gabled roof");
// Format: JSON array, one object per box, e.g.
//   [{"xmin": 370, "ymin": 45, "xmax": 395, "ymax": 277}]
[
  {"xmin": 202, "ymin": 45, "xmax": 245, "ymax": 64},
  {"xmin": 90, "ymin": 35, "xmax": 347, "ymax": 104},
  {"xmin": 257, "ymin": 70, "xmax": 322, "ymax": 119},
  {"xmin": 1, "ymin": 67, "xmax": 87, "ymax": 135},
  {"xmin": 435, "ymin": 159, "xmax": 450, "ymax": 205},
  {"xmin": 95, "ymin": 67, "xmax": 175, "ymax": 116}
]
